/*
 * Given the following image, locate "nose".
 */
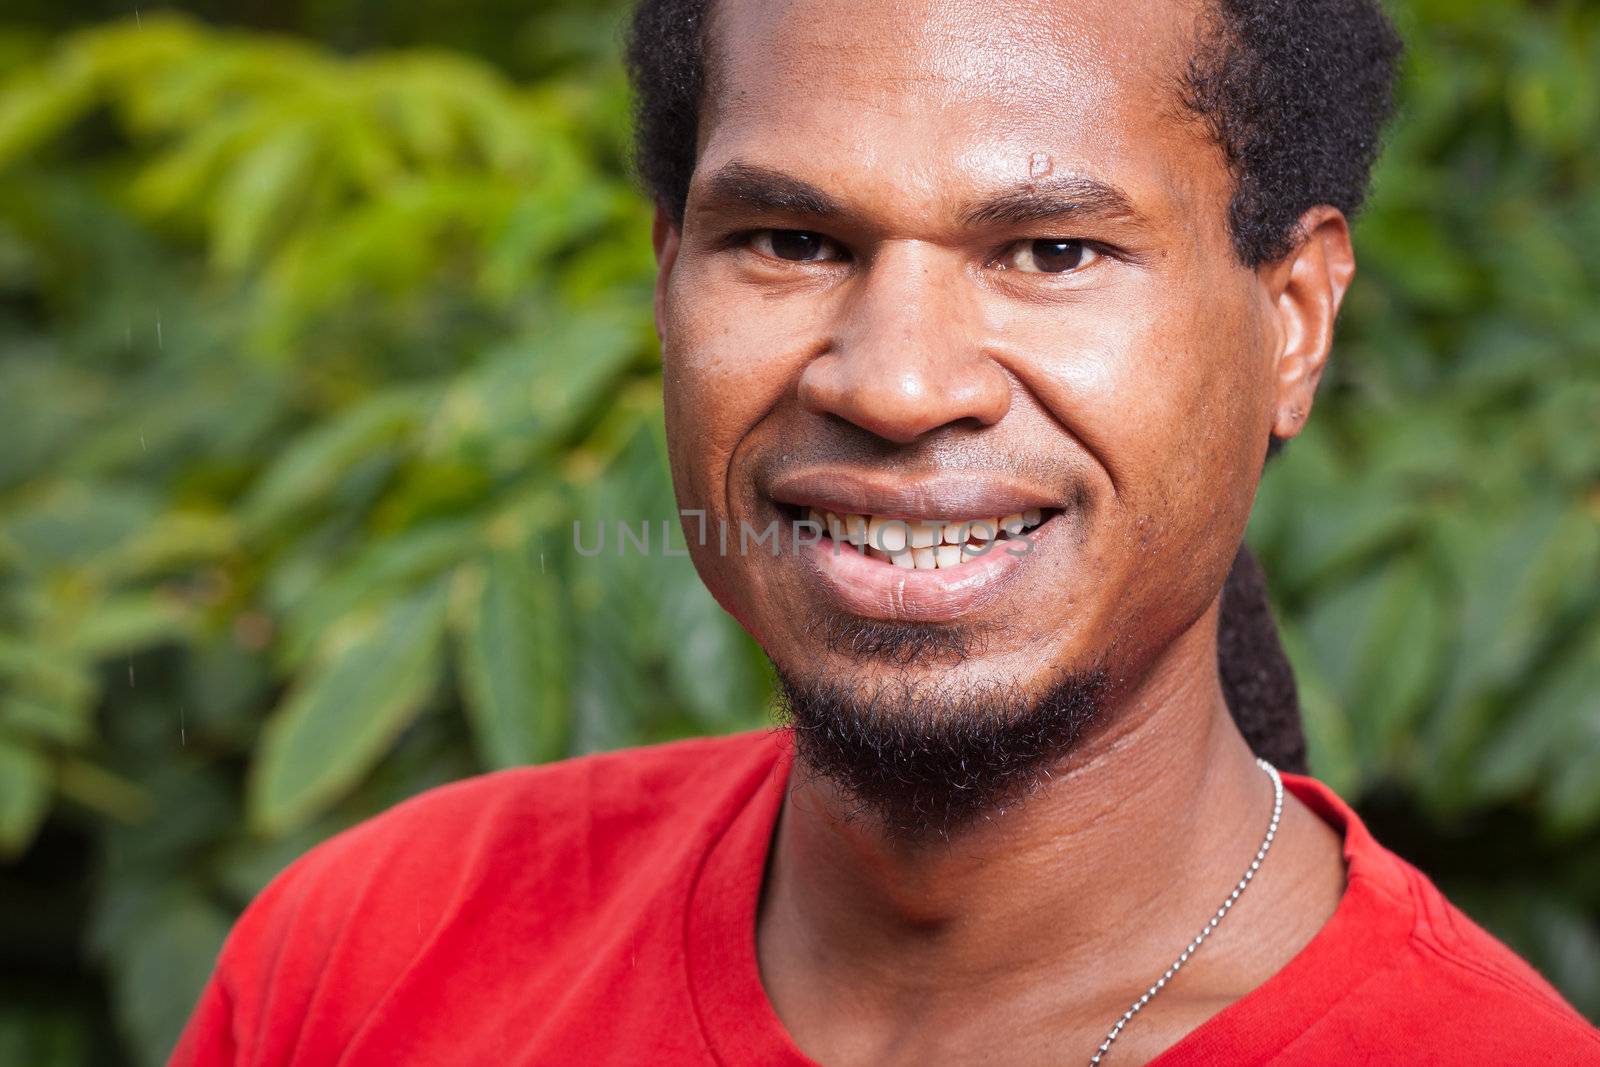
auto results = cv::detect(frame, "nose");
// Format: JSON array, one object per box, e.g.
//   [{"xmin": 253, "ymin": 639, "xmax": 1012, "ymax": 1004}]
[{"xmin": 796, "ymin": 242, "xmax": 1012, "ymax": 444}]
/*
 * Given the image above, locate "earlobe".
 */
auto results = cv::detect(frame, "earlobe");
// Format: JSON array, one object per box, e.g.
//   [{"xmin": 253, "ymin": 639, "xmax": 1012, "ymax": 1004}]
[
  {"xmin": 651, "ymin": 204, "xmax": 683, "ymax": 344},
  {"xmin": 1267, "ymin": 206, "xmax": 1355, "ymax": 441}
]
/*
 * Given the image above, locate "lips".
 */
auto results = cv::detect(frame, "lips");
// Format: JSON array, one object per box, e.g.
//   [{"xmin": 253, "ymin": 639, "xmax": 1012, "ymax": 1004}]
[
  {"xmin": 768, "ymin": 467, "xmax": 1061, "ymax": 526},
  {"xmin": 766, "ymin": 468, "xmax": 1068, "ymax": 621}
]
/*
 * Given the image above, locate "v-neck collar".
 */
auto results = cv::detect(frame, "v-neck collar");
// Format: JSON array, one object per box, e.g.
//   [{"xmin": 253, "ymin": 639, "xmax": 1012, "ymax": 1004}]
[{"xmin": 683, "ymin": 731, "xmax": 1414, "ymax": 1066}]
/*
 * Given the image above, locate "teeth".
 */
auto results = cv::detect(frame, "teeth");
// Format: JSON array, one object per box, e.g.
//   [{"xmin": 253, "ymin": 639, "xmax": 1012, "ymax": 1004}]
[
  {"xmin": 806, "ymin": 507, "xmax": 1049, "ymax": 568},
  {"xmin": 908, "ymin": 521, "xmax": 942, "ymax": 549},
  {"xmin": 868, "ymin": 516, "xmax": 908, "ymax": 552},
  {"xmin": 845, "ymin": 514, "xmax": 868, "ymax": 546}
]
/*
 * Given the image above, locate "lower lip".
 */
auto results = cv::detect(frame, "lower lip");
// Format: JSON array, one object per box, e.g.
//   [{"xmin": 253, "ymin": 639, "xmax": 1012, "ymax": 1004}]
[{"xmin": 795, "ymin": 521, "xmax": 1052, "ymax": 622}]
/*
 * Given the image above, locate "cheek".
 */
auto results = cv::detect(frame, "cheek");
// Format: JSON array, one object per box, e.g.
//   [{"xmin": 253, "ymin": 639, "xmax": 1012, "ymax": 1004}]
[
  {"xmin": 660, "ymin": 262, "xmax": 819, "ymax": 514},
  {"xmin": 992, "ymin": 271, "xmax": 1271, "ymax": 644},
  {"xmin": 1011, "ymin": 277, "xmax": 1268, "ymax": 502}
]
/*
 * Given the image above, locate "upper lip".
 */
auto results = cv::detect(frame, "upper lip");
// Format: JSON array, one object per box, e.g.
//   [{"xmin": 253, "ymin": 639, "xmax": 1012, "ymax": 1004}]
[{"xmin": 767, "ymin": 467, "xmax": 1063, "ymax": 522}]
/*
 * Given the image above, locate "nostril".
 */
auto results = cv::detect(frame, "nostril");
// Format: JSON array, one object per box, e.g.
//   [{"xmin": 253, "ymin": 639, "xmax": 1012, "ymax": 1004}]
[{"xmin": 796, "ymin": 340, "xmax": 1012, "ymax": 445}]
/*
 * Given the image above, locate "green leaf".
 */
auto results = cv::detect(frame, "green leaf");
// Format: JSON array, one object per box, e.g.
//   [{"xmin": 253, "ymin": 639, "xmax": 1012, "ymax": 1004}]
[
  {"xmin": 1475, "ymin": 621, "xmax": 1600, "ymax": 809},
  {"xmin": 0, "ymin": 635, "xmax": 95, "ymax": 727},
  {"xmin": 2, "ymin": 481, "xmax": 161, "ymax": 573},
  {"xmin": 240, "ymin": 386, "xmax": 432, "ymax": 533},
  {"xmin": 67, "ymin": 591, "xmax": 194, "ymax": 660},
  {"xmin": 1355, "ymin": 556, "xmax": 1447, "ymax": 762},
  {"xmin": 209, "ymin": 122, "xmax": 317, "ymax": 272},
  {"xmin": 278, "ymin": 518, "xmax": 483, "ymax": 669},
  {"xmin": 0, "ymin": 737, "xmax": 51, "ymax": 857},
  {"xmin": 1543, "ymin": 717, "xmax": 1600, "ymax": 839},
  {"xmin": 0, "ymin": 1004, "xmax": 92, "ymax": 1067},
  {"xmin": 0, "ymin": 46, "xmax": 97, "ymax": 170},
  {"xmin": 0, "ymin": 693, "xmax": 92, "ymax": 746},
  {"xmin": 453, "ymin": 547, "xmax": 570, "ymax": 770},
  {"xmin": 427, "ymin": 305, "xmax": 647, "ymax": 470},
  {"xmin": 1278, "ymin": 618, "xmax": 1362, "ymax": 798},
  {"xmin": 248, "ymin": 579, "xmax": 449, "ymax": 835},
  {"xmin": 107, "ymin": 893, "xmax": 231, "ymax": 1067}
]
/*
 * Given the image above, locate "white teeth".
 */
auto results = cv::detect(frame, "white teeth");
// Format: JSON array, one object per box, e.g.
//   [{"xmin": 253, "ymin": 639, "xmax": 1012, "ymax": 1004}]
[
  {"xmin": 846, "ymin": 514, "xmax": 868, "ymax": 546},
  {"xmin": 806, "ymin": 507, "xmax": 1049, "ymax": 567},
  {"xmin": 868, "ymin": 516, "xmax": 908, "ymax": 552},
  {"xmin": 908, "ymin": 521, "xmax": 942, "ymax": 549}
]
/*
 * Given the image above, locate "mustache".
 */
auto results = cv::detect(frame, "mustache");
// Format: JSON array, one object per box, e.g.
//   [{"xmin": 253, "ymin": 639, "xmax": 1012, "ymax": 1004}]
[{"xmin": 751, "ymin": 432, "xmax": 1093, "ymax": 500}]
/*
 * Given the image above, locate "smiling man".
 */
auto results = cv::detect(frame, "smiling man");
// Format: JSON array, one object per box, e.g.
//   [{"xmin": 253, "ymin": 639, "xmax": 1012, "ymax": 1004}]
[{"xmin": 171, "ymin": 1, "xmax": 1600, "ymax": 1064}]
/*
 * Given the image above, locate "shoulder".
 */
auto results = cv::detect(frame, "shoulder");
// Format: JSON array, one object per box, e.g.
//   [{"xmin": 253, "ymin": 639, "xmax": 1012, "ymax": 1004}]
[
  {"xmin": 171, "ymin": 730, "xmax": 789, "ymax": 1063},
  {"xmin": 310, "ymin": 727, "xmax": 781, "ymax": 854},
  {"xmin": 255, "ymin": 726, "xmax": 784, "ymax": 909},
  {"xmin": 1281, "ymin": 774, "xmax": 1599, "ymax": 1059},
  {"xmin": 217, "ymin": 728, "xmax": 785, "ymax": 982},
  {"xmin": 1389, "ymin": 861, "xmax": 1600, "ymax": 1055}
]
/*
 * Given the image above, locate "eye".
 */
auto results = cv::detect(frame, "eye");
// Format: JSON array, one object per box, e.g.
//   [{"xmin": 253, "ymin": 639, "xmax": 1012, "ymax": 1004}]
[
  {"xmin": 749, "ymin": 229, "xmax": 844, "ymax": 263},
  {"xmin": 1000, "ymin": 238, "xmax": 1100, "ymax": 274}
]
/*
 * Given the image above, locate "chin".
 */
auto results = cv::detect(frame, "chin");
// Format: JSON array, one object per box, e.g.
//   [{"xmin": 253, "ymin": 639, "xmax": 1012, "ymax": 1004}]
[{"xmin": 773, "ymin": 655, "xmax": 1110, "ymax": 841}]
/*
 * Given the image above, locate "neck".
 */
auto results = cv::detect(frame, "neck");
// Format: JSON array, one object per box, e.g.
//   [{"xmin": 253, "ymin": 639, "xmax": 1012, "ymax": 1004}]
[{"xmin": 756, "ymin": 610, "xmax": 1320, "ymax": 1064}]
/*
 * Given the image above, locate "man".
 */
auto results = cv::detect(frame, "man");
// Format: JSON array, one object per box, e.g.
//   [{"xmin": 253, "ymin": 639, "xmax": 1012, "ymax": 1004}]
[{"xmin": 172, "ymin": 0, "xmax": 1600, "ymax": 1063}]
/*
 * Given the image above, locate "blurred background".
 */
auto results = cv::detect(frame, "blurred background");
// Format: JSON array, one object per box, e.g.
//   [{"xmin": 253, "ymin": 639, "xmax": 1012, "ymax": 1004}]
[{"xmin": 0, "ymin": 0, "xmax": 1595, "ymax": 1062}]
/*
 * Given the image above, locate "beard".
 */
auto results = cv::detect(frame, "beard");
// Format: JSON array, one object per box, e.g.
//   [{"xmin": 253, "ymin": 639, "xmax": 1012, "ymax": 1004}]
[{"xmin": 773, "ymin": 617, "xmax": 1107, "ymax": 843}]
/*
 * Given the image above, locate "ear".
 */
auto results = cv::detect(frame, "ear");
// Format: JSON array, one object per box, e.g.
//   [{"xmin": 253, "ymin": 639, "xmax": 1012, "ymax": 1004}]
[
  {"xmin": 1262, "ymin": 205, "xmax": 1355, "ymax": 441},
  {"xmin": 651, "ymin": 203, "xmax": 683, "ymax": 344}
]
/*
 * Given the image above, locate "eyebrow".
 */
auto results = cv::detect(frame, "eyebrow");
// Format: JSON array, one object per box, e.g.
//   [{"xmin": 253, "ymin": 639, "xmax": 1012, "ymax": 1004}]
[
  {"xmin": 699, "ymin": 162, "xmax": 845, "ymax": 218},
  {"xmin": 695, "ymin": 161, "xmax": 1147, "ymax": 231},
  {"xmin": 958, "ymin": 177, "xmax": 1142, "ymax": 229}
]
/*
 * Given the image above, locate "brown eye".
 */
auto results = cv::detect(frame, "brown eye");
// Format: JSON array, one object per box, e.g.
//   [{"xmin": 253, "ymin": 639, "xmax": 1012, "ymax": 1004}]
[
  {"xmin": 751, "ymin": 230, "xmax": 841, "ymax": 262},
  {"xmin": 1002, "ymin": 238, "xmax": 1099, "ymax": 274}
]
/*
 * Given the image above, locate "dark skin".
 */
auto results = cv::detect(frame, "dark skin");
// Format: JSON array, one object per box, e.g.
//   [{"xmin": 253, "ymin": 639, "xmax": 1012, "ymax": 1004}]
[{"xmin": 651, "ymin": 0, "xmax": 1351, "ymax": 1062}]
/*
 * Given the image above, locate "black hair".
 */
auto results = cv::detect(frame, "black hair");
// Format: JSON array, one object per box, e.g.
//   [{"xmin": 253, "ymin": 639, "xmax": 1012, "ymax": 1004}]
[
  {"xmin": 1182, "ymin": 0, "xmax": 1404, "ymax": 263},
  {"xmin": 1219, "ymin": 544, "xmax": 1307, "ymax": 772},
  {"xmin": 624, "ymin": 0, "xmax": 1402, "ymax": 267},
  {"xmin": 625, "ymin": 0, "xmax": 1403, "ymax": 768}
]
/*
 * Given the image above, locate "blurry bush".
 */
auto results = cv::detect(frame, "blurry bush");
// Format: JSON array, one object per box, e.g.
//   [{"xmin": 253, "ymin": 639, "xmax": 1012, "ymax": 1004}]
[{"xmin": 0, "ymin": 1, "xmax": 1594, "ymax": 1062}]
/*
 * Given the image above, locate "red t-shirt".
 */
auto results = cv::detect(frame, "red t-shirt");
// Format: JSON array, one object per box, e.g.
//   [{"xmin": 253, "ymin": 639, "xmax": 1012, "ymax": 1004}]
[{"xmin": 171, "ymin": 728, "xmax": 1599, "ymax": 1065}]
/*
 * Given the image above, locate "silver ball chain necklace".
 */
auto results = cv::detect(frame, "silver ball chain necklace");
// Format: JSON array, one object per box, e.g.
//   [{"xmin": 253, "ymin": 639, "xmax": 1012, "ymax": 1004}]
[{"xmin": 1087, "ymin": 757, "xmax": 1284, "ymax": 1066}]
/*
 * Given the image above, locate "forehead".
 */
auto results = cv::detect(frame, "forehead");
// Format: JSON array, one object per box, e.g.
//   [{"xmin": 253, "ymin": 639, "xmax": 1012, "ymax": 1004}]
[{"xmin": 699, "ymin": 0, "xmax": 1219, "ymax": 224}]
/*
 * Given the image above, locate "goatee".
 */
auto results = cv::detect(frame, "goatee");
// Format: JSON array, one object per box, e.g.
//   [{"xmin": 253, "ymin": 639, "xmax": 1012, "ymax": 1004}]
[{"xmin": 774, "ymin": 651, "xmax": 1107, "ymax": 843}]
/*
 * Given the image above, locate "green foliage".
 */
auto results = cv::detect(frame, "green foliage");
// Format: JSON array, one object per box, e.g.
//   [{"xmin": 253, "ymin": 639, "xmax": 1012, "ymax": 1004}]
[
  {"xmin": 1248, "ymin": 0, "xmax": 1600, "ymax": 1017},
  {"xmin": 0, "ymin": 3, "xmax": 1595, "ymax": 1063},
  {"xmin": 0, "ymin": 11, "xmax": 762, "ymax": 1063}
]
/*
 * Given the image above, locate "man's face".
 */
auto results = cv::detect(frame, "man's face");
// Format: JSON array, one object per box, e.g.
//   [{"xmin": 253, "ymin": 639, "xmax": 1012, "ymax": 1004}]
[{"xmin": 656, "ymin": 0, "xmax": 1285, "ymax": 721}]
